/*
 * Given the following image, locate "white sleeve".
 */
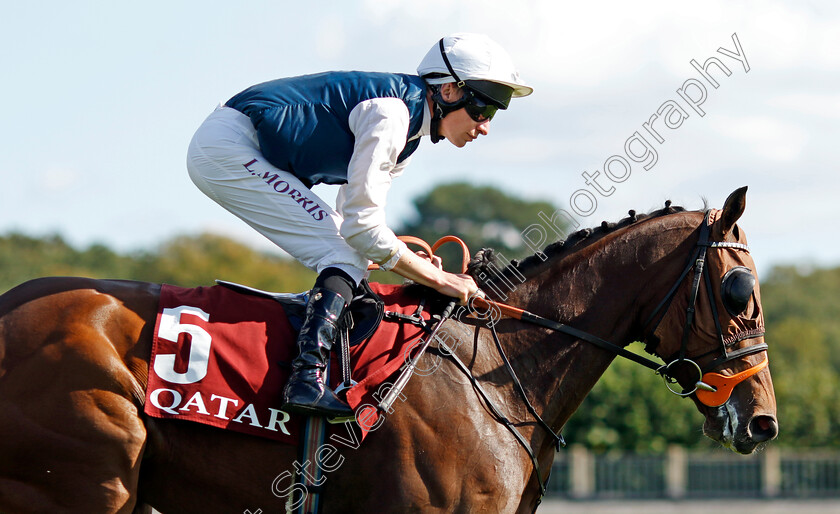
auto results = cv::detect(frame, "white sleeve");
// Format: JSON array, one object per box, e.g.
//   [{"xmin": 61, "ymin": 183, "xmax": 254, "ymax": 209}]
[{"xmin": 338, "ymin": 97, "xmax": 411, "ymax": 269}]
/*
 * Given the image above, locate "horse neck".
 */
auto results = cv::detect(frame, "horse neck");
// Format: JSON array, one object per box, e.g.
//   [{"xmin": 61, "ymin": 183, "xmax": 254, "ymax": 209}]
[{"xmin": 491, "ymin": 212, "xmax": 701, "ymax": 436}]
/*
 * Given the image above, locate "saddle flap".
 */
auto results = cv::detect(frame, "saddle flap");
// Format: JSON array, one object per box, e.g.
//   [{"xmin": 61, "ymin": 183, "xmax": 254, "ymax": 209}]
[
  {"xmin": 146, "ymin": 281, "xmax": 434, "ymax": 445},
  {"xmin": 345, "ymin": 280, "xmax": 384, "ymax": 346}
]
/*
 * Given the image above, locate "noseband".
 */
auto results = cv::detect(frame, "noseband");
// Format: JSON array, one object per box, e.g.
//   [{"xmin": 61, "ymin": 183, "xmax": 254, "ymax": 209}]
[{"xmin": 642, "ymin": 210, "xmax": 768, "ymax": 406}]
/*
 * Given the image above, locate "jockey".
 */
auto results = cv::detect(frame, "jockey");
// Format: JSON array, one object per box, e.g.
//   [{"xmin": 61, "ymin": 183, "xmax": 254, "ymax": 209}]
[{"xmin": 186, "ymin": 33, "xmax": 532, "ymax": 419}]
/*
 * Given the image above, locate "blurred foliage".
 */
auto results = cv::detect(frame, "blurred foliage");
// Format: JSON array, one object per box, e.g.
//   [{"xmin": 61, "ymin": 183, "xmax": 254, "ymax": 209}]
[
  {"xmin": 758, "ymin": 266, "xmax": 840, "ymax": 448},
  {"xmin": 0, "ymin": 232, "xmax": 315, "ymax": 294},
  {"xmin": 396, "ymin": 182, "xmax": 561, "ymax": 272}
]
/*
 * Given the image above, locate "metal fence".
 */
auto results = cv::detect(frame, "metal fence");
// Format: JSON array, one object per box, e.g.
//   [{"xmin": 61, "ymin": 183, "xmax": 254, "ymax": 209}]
[
  {"xmin": 546, "ymin": 446, "xmax": 840, "ymax": 499},
  {"xmin": 781, "ymin": 452, "xmax": 840, "ymax": 498}
]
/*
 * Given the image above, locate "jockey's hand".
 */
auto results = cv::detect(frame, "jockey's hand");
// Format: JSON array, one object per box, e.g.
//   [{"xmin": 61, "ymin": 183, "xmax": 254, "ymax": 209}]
[
  {"xmin": 434, "ymin": 272, "xmax": 479, "ymax": 305},
  {"xmin": 390, "ymin": 250, "xmax": 478, "ymax": 305}
]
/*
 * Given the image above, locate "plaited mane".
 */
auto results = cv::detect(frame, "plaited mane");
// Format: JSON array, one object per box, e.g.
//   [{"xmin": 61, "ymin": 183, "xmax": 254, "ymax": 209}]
[{"xmin": 468, "ymin": 201, "xmax": 691, "ymax": 283}]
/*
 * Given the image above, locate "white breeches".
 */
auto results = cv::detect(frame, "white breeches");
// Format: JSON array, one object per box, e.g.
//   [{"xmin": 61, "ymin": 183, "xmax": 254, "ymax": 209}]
[{"xmin": 186, "ymin": 106, "xmax": 369, "ymax": 285}]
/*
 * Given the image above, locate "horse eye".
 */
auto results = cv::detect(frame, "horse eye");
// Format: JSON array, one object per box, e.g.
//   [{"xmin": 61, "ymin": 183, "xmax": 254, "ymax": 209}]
[{"xmin": 721, "ymin": 266, "xmax": 755, "ymax": 316}]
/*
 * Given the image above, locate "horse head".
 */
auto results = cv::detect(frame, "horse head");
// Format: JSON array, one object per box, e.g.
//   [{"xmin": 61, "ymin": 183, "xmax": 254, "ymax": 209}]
[{"xmin": 644, "ymin": 187, "xmax": 777, "ymax": 454}]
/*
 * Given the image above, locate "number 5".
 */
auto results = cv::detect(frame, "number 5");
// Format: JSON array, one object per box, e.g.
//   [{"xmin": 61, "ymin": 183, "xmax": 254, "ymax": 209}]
[{"xmin": 153, "ymin": 305, "xmax": 212, "ymax": 384}]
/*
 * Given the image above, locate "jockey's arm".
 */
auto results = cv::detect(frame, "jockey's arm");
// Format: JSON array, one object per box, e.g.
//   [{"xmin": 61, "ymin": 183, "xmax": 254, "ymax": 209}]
[
  {"xmin": 338, "ymin": 97, "xmax": 478, "ymax": 304},
  {"xmin": 390, "ymin": 251, "xmax": 478, "ymax": 304}
]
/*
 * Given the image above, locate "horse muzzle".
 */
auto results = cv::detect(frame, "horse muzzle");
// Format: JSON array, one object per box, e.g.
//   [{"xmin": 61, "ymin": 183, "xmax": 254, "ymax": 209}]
[{"xmin": 704, "ymin": 401, "xmax": 778, "ymax": 454}]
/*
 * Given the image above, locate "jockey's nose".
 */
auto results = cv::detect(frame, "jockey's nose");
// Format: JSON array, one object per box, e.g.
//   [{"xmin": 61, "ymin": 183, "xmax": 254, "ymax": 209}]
[{"xmin": 477, "ymin": 120, "xmax": 490, "ymax": 136}]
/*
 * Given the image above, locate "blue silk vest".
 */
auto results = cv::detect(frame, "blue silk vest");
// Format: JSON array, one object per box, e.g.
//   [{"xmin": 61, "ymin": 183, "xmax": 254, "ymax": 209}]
[{"xmin": 226, "ymin": 71, "xmax": 427, "ymax": 187}]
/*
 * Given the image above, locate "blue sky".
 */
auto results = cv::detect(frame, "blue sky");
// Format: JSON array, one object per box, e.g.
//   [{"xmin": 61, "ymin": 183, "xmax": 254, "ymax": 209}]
[{"xmin": 1, "ymin": 1, "xmax": 837, "ymax": 277}]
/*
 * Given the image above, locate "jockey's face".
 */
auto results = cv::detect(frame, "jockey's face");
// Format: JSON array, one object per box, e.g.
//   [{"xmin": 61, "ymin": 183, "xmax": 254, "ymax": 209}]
[{"xmin": 436, "ymin": 83, "xmax": 491, "ymax": 148}]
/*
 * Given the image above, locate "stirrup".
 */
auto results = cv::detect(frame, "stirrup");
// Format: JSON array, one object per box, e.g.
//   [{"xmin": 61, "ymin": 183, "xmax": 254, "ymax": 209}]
[
  {"xmin": 333, "ymin": 379, "xmax": 358, "ymax": 395},
  {"xmin": 325, "ymin": 380, "xmax": 357, "ymax": 423},
  {"xmin": 326, "ymin": 412, "xmax": 356, "ymax": 424}
]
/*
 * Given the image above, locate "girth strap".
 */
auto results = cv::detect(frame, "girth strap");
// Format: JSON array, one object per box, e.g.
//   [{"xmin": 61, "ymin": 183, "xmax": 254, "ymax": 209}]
[
  {"xmin": 380, "ymin": 298, "xmax": 557, "ymax": 511},
  {"xmin": 335, "ymin": 327, "xmax": 356, "ymax": 393},
  {"xmin": 487, "ymin": 322, "xmax": 565, "ymax": 451},
  {"xmin": 435, "ymin": 339, "xmax": 552, "ymax": 513}
]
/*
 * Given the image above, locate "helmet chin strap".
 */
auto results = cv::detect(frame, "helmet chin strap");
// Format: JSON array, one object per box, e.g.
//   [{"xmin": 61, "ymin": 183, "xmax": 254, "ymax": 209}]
[
  {"xmin": 430, "ymin": 103, "xmax": 445, "ymax": 144},
  {"xmin": 429, "ymin": 84, "xmax": 468, "ymax": 144},
  {"xmin": 429, "ymin": 38, "xmax": 473, "ymax": 144}
]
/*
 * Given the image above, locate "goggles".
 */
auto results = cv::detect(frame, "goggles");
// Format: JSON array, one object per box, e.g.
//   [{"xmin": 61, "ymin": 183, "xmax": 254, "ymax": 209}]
[{"xmin": 463, "ymin": 91, "xmax": 497, "ymax": 122}]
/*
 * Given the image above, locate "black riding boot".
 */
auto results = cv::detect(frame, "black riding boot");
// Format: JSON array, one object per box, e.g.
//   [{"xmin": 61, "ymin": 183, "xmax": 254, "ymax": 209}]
[{"xmin": 281, "ymin": 288, "xmax": 354, "ymax": 418}]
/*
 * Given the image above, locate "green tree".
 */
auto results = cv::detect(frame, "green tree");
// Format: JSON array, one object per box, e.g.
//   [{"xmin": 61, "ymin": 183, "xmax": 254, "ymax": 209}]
[
  {"xmin": 130, "ymin": 233, "xmax": 315, "ymax": 291},
  {"xmin": 761, "ymin": 266, "xmax": 840, "ymax": 371},
  {"xmin": 396, "ymin": 182, "xmax": 562, "ymax": 272},
  {"xmin": 765, "ymin": 318, "xmax": 839, "ymax": 447},
  {"xmin": 758, "ymin": 266, "xmax": 840, "ymax": 447},
  {"xmin": 562, "ymin": 344, "xmax": 713, "ymax": 453},
  {"xmin": 0, "ymin": 232, "xmax": 133, "ymax": 291},
  {"xmin": 0, "ymin": 232, "xmax": 315, "ymax": 294}
]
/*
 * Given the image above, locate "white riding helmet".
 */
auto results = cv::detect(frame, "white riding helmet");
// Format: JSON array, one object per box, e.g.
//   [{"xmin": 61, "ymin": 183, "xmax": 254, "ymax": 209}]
[{"xmin": 417, "ymin": 33, "xmax": 533, "ymax": 109}]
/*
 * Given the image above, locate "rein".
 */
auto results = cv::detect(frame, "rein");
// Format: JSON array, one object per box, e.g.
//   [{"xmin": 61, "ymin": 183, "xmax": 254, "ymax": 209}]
[{"xmin": 473, "ymin": 211, "xmax": 768, "ymax": 406}]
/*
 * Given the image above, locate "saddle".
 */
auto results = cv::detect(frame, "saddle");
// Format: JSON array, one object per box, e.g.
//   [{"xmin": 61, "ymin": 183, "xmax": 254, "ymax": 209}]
[{"xmin": 216, "ymin": 279, "xmax": 385, "ymax": 346}]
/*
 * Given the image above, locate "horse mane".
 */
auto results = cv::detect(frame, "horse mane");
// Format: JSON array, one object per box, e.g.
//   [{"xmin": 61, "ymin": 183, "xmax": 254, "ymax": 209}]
[{"xmin": 468, "ymin": 200, "xmax": 701, "ymax": 282}]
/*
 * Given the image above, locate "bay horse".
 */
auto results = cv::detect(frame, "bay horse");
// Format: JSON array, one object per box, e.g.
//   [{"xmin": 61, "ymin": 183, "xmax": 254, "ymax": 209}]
[{"xmin": 0, "ymin": 187, "xmax": 776, "ymax": 513}]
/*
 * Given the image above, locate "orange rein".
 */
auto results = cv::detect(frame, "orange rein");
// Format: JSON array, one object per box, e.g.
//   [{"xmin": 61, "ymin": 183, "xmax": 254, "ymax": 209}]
[
  {"xmin": 368, "ymin": 235, "xmax": 525, "ymax": 320},
  {"xmin": 367, "ymin": 235, "xmax": 470, "ymax": 273}
]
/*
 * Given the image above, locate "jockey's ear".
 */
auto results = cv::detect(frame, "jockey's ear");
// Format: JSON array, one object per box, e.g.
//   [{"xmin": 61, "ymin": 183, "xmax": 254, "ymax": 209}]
[
  {"xmin": 439, "ymin": 83, "xmax": 464, "ymax": 103},
  {"xmin": 720, "ymin": 186, "xmax": 748, "ymax": 237}
]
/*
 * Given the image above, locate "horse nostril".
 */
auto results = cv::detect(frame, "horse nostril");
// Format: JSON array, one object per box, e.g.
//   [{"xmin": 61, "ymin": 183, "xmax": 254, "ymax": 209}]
[{"xmin": 748, "ymin": 415, "xmax": 778, "ymax": 443}]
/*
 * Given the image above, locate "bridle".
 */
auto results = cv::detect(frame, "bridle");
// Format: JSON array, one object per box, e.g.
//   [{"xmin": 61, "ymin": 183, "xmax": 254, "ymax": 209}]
[{"xmin": 641, "ymin": 210, "xmax": 768, "ymax": 406}]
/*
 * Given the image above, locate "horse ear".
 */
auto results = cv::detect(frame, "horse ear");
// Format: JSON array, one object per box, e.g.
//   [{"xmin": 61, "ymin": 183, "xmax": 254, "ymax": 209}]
[{"xmin": 720, "ymin": 186, "xmax": 748, "ymax": 236}]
